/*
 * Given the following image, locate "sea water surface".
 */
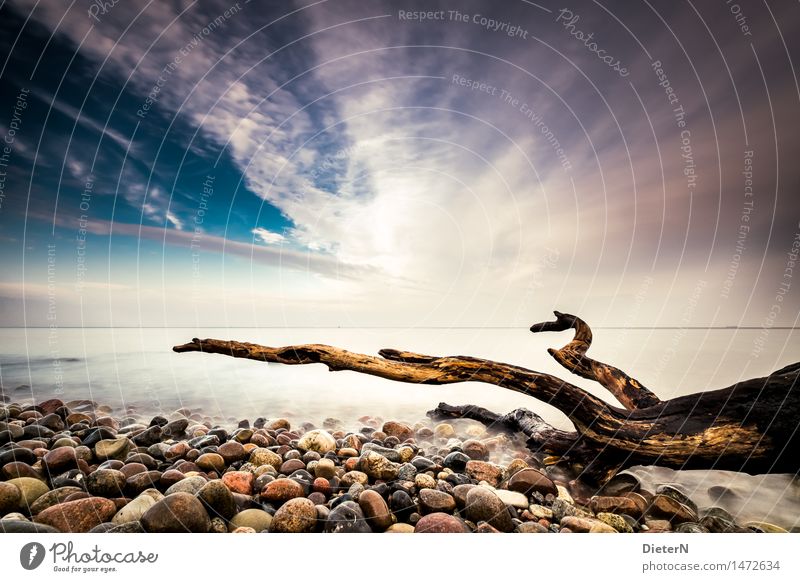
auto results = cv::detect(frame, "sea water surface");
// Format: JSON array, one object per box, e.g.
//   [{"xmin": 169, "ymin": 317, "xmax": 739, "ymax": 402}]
[{"xmin": 1, "ymin": 326, "xmax": 798, "ymax": 527}]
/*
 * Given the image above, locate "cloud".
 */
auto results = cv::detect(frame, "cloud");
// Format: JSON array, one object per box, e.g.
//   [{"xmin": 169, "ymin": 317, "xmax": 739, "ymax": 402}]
[{"xmin": 252, "ymin": 227, "xmax": 285, "ymax": 245}]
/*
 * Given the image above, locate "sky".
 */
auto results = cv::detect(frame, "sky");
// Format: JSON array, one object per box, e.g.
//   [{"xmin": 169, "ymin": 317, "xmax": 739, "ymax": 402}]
[{"xmin": 0, "ymin": 0, "xmax": 798, "ymax": 328}]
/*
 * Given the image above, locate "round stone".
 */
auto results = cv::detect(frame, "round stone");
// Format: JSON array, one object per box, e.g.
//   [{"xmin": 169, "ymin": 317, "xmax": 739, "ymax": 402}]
[
  {"xmin": 506, "ymin": 468, "xmax": 557, "ymax": 496},
  {"xmin": 324, "ymin": 501, "xmax": 371, "ymax": 533},
  {"xmin": 494, "ymin": 489, "xmax": 529, "ymax": 509},
  {"xmin": 7, "ymin": 477, "xmax": 49, "ymax": 511},
  {"xmin": 194, "ymin": 453, "xmax": 224, "ymax": 473},
  {"xmin": 34, "ymin": 497, "xmax": 117, "ymax": 532},
  {"xmin": 141, "ymin": 492, "xmax": 211, "ymax": 532},
  {"xmin": 381, "ymin": 421, "xmax": 413, "ymax": 442},
  {"xmin": 358, "ymin": 489, "xmax": 392, "ymax": 531},
  {"xmin": 419, "ymin": 489, "xmax": 457, "ymax": 514},
  {"xmin": 0, "ymin": 481, "xmax": 22, "ymax": 514},
  {"xmin": 465, "ymin": 461, "xmax": 503, "ymax": 486},
  {"xmin": 221, "ymin": 471, "xmax": 254, "ymax": 495},
  {"xmin": 464, "ymin": 487, "xmax": 514, "ymax": 532},
  {"xmin": 462, "ymin": 439, "xmax": 488, "ymax": 460},
  {"xmin": 217, "ymin": 441, "xmax": 245, "ymax": 464},
  {"xmin": 86, "ymin": 469, "xmax": 126, "ymax": 497},
  {"xmin": 229, "ymin": 508, "xmax": 273, "ymax": 532},
  {"xmin": 297, "ymin": 429, "xmax": 337, "ymax": 454},
  {"xmin": 270, "ymin": 497, "xmax": 317, "ymax": 532},
  {"xmin": 112, "ymin": 494, "xmax": 157, "ymax": 524},
  {"xmin": 249, "ymin": 447, "xmax": 282, "ymax": 469},
  {"xmin": 414, "ymin": 512, "xmax": 469, "ymax": 533},
  {"xmin": 443, "ymin": 451, "xmax": 470, "ymax": 472},
  {"xmin": 94, "ymin": 437, "xmax": 131, "ymax": 461},
  {"xmin": 260, "ymin": 478, "xmax": 305, "ymax": 503},
  {"xmin": 42, "ymin": 446, "xmax": 80, "ymax": 473}
]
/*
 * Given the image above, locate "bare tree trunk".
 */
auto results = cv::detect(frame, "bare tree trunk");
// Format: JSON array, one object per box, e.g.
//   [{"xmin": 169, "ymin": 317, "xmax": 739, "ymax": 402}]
[{"xmin": 173, "ymin": 312, "xmax": 800, "ymax": 478}]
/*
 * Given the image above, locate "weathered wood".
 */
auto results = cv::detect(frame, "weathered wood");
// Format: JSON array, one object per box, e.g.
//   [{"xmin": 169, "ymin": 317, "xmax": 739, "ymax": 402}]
[{"xmin": 173, "ymin": 313, "xmax": 800, "ymax": 477}]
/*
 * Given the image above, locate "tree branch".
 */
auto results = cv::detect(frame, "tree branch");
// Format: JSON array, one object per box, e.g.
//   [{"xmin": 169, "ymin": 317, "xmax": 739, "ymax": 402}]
[{"xmin": 530, "ymin": 311, "xmax": 661, "ymax": 410}]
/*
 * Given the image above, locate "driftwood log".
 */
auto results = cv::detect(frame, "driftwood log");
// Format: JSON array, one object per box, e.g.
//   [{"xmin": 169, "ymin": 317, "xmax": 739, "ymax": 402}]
[{"xmin": 173, "ymin": 311, "xmax": 800, "ymax": 481}]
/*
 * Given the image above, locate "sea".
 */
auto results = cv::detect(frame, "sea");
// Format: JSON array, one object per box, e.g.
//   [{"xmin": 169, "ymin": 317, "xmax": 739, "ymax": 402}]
[{"xmin": 1, "ymin": 326, "xmax": 798, "ymax": 528}]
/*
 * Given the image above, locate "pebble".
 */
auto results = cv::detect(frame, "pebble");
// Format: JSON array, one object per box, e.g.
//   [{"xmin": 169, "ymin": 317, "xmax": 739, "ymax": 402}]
[
  {"xmin": 596, "ymin": 512, "xmax": 633, "ymax": 533},
  {"xmin": 517, "ymin": 521, "xmax": 549, "ymax": 533},
  {"xmin": 35, "ymin": 497, "xmax": 117, "ymax": 532},
  {"xmin": 443, "ymin": 451, "xmax": 470, "ymax": 472},
  {"xmin": 434, "ymin": 424, "xmax": 456, "ymax": 439},
  {"xmin": 419, "ymin": 489, "xmax": 457, "ymax": 514},
  {"xmin": 141, "ymin": 492, "xmax": 211, "ymax": 533},
  {"xmin": 86, "ymin": 469, "xmax": 127, "ymax": 497},
  {"xmin": 358, "ymin": 489, "xmax": 393, "ymax": 531},
  {"xmin": 494, "ymin": 489, "xmax": 529, "ymax": 509},
  {"xmin": 381, "ymin": 421, "xmax": 413, "ymax": 442},
  {"xmin": 229, "ymin": 508, "xmax": 272, "ymax": 532},
  {"xmin": 260, "ymin": 478, "xmax": 305, "ymax": 503},
  {"xmin": 465, "ymin": 460, "xmax": 503, "ymax": 487},
  {"xmin": 590, "ymin": 495, "xmax": 643, "ymax": 519},
  {"xmin": 269, "ymin": 497, "xmax": 317, "ymax": 532},
  {"xmin": 249, "ymin": 448, "xmax": 282, "ymax": 469},
  {"xmin": 325, "ymin": 500, "xmax": 371, "ymax": 533},
  {"xmin": 197, "ymin": 480, "xmax": 237, "ymax": 520},
  {"xmin": 196, "ymin": 453, "xmax": 226, "ymax": 473},
  {"xmin": 461, "ymin": 439, "xmax": 489, "ymax": 460},
  {"xmin": 94, "ymin": 437, "xmax": 131, "ymax": 460},
  {"xmin": 560, "ymin": 516, "xmax": 618, "ymax": 533},
  {"xmin": 506, "ymin": 468, "xmax": 557, "ymax": 496},
  {"xmin": 414, "ymin": 473, "xmax": 436, "ymax": 489},
  {"xmin": 221, "ymin": 471, "xmax": 254, "ymax": 495},
  {"xmin": 0, "ymin": 481, "xmax": 22, "ymax": 514},
  {"xmin": 358, "ymin": 451, "xmax": 399, "ymax": 481},
  {"xmin": 7, "ymin": 477, "xmax": 49, "ymax": 511},
  {"xmin": 647, "ymin": 494, "xmax": 698, "ymax": 524},
  {"xmin": 297, "ymin": 429, "xmax": 337, "ymax": 454},
  {"xmin": 165, "ymin": 475, "xmax": 207, "ymax": 496},
  {"xmin": 112, "ymin": 494, "xmax": 158, "ymax": 524},
  {"xmin": 464, "ymin": 487, "xmax": 514, "ymax": 532},
  {"xmin": 414, "ymin": 512, "xmax": 469, "ymax": 533}
]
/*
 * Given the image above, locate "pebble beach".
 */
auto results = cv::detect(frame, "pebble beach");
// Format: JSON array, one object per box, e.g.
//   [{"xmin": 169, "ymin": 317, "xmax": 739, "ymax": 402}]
[{"xmin": 0, "ymin": 397, "xmax": 792, "ymax": 534}]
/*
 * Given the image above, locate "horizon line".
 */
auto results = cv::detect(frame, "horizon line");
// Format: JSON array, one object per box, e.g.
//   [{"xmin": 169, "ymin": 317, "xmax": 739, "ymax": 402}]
[{"xmin": 1, "ymin": 326, "xmax": 798, "ymax": 330}]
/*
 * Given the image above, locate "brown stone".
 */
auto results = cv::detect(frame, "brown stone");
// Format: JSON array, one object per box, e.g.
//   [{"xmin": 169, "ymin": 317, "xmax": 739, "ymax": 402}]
[
  {"xmin": 217, "ymin": 441, "xmax": 246, "ymax": 464},
  {"xmin": 196, "ymin": 453, "xmax": 225, "ymax": 473},
  {"xmin": 462, "ymin": 439, "xmax": 489, "ymax": 460},
  {"xmin": 381, "ymin": 421, "xmax": 413, "ymax": 442},
  {"xmin": 506, "ymin": 468, "xmax": 557, "ymax": 496},
  {"xmin": 269, "ymin": 497, "xmax": 316, "ymax": 532},
  {"xmin": 140, "ymin": 492, "xmax": 211, "ymax": 532},
  {"xmin": 589, "ymin": 495, "xmax": 643, "ymax": 519},
  {"xmin": 419, "ymin": 489, "xmax": 457, "ymax": 514},
  {"xmin": 260, "ymin": 478, "xmax": 305, "ymax": 503},
  {"xmin": 42, "ymin": 446, "xmax": 80, "ymax": 473},
  {"xmin": 465, "ymin": 460, "xmax": 503, "ymax": 486},
  {"xmin": 560, "ymin": 516, "xmax": 617, "ymax": 533},
  {"xmin": 648, "ymin": 494, "xmax": 697, "ymax": 524},
  {"xmin": 280, "ymin": 459, "xmax": 305, "ymax": 474},
  {"xmin": 414, "ymin": 512, "xmax": 469, "ymax": 533},
  {"xmin": 358, "ymin": 489, "xmax": 392, "ymax": 531},
  {"xmin": 34, "ymin": 497, "xmax": 117, "ymax": 532},
  {"xmin": 221, "ymin": 471, "xmax": 254, "ymax": 495}
]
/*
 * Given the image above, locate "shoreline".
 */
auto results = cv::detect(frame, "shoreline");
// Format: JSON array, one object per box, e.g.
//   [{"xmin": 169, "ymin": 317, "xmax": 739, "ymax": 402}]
[{"xmin": 0, "ymin": 397, "xmax": 793, "ymax": 533}]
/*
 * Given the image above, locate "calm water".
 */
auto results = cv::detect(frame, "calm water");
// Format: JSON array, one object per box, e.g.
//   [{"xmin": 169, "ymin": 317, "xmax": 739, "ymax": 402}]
[{"xmin": 1, "ymin": 326, "xmax": 798, "ymax": 527}]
